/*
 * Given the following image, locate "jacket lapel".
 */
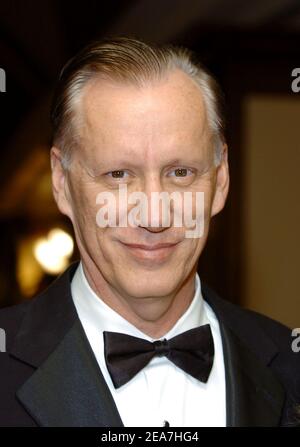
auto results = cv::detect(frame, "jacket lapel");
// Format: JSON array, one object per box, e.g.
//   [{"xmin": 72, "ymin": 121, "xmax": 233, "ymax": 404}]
[
  {"xmin": 10, "ymin": 263, "xmax": 124, "ymax": 427},
  {"xmin": 220, "ymin": 322, "xmax": 285, "ymax": 426},
  {"xmin": 203, "ymin": 284, "xmax": 285, "ymax": 426},
  {"xmin": 16, "ymin": 319, "xmax": 124, "ymax": 427}
]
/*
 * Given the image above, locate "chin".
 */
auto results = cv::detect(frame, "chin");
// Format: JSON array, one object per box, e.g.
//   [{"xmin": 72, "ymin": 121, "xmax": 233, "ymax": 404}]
[{"xmin": 116, "ymin": 272, "xmax": 179, "ymax": 299}]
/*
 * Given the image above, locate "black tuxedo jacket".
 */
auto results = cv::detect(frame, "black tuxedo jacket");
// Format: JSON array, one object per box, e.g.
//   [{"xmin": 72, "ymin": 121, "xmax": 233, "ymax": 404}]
[{"xmin": 0, "ymin": 262, "xmax": 299, "ymax": 427}]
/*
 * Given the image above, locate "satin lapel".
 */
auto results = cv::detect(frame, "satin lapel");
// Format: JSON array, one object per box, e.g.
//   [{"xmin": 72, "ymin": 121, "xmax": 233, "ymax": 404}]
[
  {"xmin": 219, "ymin": 321, "xmax": 285, "ymax": 427},
  {"xmin": 16, "ymin": 319, "xmax": 124, "ymax": 427}
]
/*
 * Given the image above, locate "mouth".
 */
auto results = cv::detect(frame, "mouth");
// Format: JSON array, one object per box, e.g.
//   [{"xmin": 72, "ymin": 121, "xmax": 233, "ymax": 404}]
[{"xmin": 119, "ymin": 241, "xmax": 180, "ymax": 262}]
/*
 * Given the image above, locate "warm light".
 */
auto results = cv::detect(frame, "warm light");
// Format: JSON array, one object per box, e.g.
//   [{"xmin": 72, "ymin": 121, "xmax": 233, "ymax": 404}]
[{"xmin": 33, "ymin": 228, "xmax": 74, "ymax": 274}]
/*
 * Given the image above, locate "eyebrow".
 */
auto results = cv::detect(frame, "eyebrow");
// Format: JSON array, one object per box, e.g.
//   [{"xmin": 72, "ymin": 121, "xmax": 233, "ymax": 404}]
[{"xmin": 91, "ymin": 157, "xmax": 205, "ymax": 168}]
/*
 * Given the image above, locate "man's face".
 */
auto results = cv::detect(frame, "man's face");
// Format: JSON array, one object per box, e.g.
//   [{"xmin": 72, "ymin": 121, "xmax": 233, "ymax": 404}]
[{"xmin": 52, "ymin": 70, "xmax": 229, "ymax": 301}]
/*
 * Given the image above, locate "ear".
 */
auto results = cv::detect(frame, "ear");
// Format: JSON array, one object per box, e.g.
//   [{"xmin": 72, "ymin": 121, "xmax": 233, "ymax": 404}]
[
  {"xmin": 211, "ymin": 143, "xmax": 230, "ymax": 217},
  {"xmin": 50, "ymin": 147, "xmax": 74, "ymax": 220}
]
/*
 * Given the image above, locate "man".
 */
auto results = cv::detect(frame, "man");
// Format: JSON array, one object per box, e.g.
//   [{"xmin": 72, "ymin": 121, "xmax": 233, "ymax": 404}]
[{"xmin": 0, "ymin": 37, "xmax": 299, "ymax": 427}]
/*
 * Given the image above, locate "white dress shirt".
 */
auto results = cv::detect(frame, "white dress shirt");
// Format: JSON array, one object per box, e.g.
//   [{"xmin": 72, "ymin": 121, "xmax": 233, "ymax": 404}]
[{"xmin": 71, "ymin": 262, "xmax": 226, "ymax": 427}]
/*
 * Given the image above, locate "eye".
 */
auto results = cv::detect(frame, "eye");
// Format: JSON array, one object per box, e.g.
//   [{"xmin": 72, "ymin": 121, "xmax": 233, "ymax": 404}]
[
  {"xmin": 106, "ymin": 170, "xmax": 129, "ymax": 179},
  {"xmin": 168, "ymin": 168, "xmax": 193, "ymax": 177}
]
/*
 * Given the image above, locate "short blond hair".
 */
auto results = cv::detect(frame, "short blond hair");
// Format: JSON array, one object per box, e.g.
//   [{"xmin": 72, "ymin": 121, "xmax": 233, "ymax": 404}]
[{"xmin": 50, "ymin": 37, "xmax": 226, "ymax": 168}]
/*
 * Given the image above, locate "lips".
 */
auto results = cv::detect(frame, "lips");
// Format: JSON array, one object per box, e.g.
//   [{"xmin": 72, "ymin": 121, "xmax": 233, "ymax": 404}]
[
  {"xmin": 122, "ymin": 242, "xmax": 179, "ymax": 250},
  {"xmin": 120, "ymin": 241, "xmax": 180, "ymax": 262}
]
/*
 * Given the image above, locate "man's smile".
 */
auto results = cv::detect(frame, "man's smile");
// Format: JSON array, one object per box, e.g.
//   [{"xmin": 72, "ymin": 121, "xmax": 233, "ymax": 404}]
[{"xmin": 119, "ymin": 240, "xmax": 180, "ymax": 262}]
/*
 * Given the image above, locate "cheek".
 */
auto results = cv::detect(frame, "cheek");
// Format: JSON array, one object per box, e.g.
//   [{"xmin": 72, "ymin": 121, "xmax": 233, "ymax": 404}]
[
  {"xmin": 180, "ymin": 187, "xmax": 212, "ymax": 235},
  {"xmin": 201, "ymin": 185, "xmax": 215, "ymax": 225},
  {"xmin": 71, "ymin": 184, "xmax": 100, "ymax": 226},
  {"xmin": 68, "ymin": 197, "xmax": 105, "ymax": 254}
]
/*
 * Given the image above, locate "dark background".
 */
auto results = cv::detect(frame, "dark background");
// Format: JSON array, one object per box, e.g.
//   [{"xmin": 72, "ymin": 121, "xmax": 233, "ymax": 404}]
[{"xmin": 0, "ymin": 0, "xmax": 299, "ymax": 326}]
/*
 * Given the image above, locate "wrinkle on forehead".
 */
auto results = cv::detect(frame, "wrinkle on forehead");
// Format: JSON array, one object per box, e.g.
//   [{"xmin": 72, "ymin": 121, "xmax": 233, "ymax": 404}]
[{"xmin": 78, "ymin": 69, "xmax": 212, "ymax": 165}]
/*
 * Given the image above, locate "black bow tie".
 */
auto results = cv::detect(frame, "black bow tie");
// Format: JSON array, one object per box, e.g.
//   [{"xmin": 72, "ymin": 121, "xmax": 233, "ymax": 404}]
[{"xmin": 103, "ymin": 325, "xmax": 214, "ymax": 389}]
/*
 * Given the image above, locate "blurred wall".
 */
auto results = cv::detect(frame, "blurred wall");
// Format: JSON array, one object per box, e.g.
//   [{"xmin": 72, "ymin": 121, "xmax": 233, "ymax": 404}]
[{"xmin": 242, "ymin": 94, "xmax": 300, "ymax": 328}]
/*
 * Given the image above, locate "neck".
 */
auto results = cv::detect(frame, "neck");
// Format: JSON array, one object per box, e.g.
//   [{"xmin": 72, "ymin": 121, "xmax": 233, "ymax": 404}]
[{"xmin": 80, "ymin": 256, "xmax": 197, "ymax": 339}]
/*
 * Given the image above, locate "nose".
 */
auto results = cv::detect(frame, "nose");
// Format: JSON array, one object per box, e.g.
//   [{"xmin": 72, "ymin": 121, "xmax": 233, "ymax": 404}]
[
  {"xmin": 140, "ymin": 225, "xmax": 168, "ymax": 233},
  {"xmin": 140, "ymin": 173, "xmax": 172, "ymax": 230}
]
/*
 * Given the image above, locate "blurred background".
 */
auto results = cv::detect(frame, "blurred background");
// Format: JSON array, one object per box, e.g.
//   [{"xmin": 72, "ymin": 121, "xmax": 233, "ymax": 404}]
[{"xmin": 0, "ymin": 0, "xmax": 299, "ymax": 328}]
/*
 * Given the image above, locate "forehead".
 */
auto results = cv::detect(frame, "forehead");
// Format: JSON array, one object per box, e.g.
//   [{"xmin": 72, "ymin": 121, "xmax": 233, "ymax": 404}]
[{"xmin": 78, "ymin": 69, "xmax": 210, "ymax": 162}]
